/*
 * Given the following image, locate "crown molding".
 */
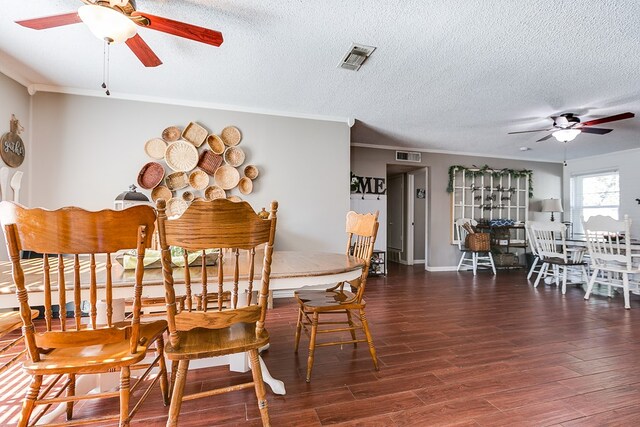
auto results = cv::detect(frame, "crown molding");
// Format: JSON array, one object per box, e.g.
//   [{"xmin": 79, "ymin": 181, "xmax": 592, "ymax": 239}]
[
  {"xmin": 27, "ymin": 84, "xmax": 351, "ymax": 124},
  {"xmin": 350, "ymin": 142, "xmax": 562, "ymax": 164},
  {"xmin": 0, "ymin": 65, "xmax": 32, "ymax": 89}
]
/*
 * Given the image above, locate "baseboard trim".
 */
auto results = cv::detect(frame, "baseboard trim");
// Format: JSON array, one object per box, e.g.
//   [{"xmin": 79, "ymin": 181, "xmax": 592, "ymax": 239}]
[
  {"xmin": 414, "ymin": 259, "xmax": 425, "ymax": 264},
  {"xmin": 425, "ymin": 266, "xmax": 458, "ymax": 272}
]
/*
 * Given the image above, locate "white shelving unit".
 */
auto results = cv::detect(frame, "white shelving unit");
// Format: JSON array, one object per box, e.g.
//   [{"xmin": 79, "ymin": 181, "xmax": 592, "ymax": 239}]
[{"xmin": 450, "ymin": 167, "xmax": 530, "ymax": 244}]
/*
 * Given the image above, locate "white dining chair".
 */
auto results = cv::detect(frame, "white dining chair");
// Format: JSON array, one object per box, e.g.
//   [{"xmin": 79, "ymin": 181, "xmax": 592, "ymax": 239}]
[
  {"xmin": 455, "ymin": 218, "xmax": 496, "ymax": 275},
  {"xmin": 582, "ymin": 215, "xmax": 640, "ymax": 309},
  {"xmin": 529, "ymin": 221, "xmax": 588, "ymax": 294}
]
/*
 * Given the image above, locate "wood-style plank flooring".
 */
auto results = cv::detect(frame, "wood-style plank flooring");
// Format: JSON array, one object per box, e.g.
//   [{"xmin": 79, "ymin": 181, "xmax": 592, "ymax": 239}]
[{"xmin": 2, "ymin": 263, "xmax": 640, "ymax": 426}]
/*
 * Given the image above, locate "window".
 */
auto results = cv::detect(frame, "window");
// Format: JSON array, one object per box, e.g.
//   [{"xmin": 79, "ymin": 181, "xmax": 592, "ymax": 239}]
[{"xmin": 570, "ymin": 170, "xmax": 620, "ymax": 235}]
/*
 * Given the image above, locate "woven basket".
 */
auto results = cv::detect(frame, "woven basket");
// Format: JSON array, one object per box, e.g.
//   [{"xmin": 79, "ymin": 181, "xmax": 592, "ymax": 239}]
[
  {"xmin": 214, "ymin": 165, "xmax": 240, "ymax": 190},
  {"xmin": 238, "ymin": 176, "xmax": 253, "ymax": 195},
  {"xmin": 182, "ymin": 191, "xmax": 194, "ymax": 202},
  {"xmin": 144, "ymin": 138, "xmax": 167, "ymax": 160},
  {"xmin": 465, "ymin": 233, "xmax": 490, "ymax": 252},
  {"xmin": 223, "ymin": 146, "xmax": 245, "ymax": 167},
  {"xmin": 137, "ymin": 162, "xmax": 165, "ymax": 190},
  {"xmin": 181, "ymin": 122, "xmax": 208, "ymax": 147},
  {"xmin": 165, "ymin": 171, "xmax": 189, "ymax": 191},
  {"xmin": 197, "ymin": 150, "xmax": 223, "ymax": 175},
  {"xmin": 189, "ymin": 169, "xmax": 209, "ymax": 190},
  {"xmin": 166, "ymin": 198, "xmax": 188, "ymax": 218},
  {"xmin": 165, "ymin": 141, "xmax": 199, "ymax": 172},
  {"xmin": 207, "ymin": 134, "xmax": 225, "ymax": 154},
  {"xmin": 244, "ymin": 164, "xmax": 259, "ymax": 180},
  {"xmin": 162, "ymin": 126, "xmax": 181, "ymax": 143},
  {"xmin": 204, "ymin": 185, "xmax": 226, "ymax": 200},
  {"xmin": 221, "ymin": 126, "xmax": 242, "ymax": 146},
  {"xmin": 151, "ymin": 185, "xmax": 172, "ymax": 202}
]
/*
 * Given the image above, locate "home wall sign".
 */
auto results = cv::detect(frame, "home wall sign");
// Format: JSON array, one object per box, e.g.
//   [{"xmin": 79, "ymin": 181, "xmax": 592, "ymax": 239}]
[
  {"xmin": 351, "ymin": 173, "xmax": 386, "ymax": 195},
  {"xmin": 0, "ymin": 114, "xmax": 25, "ymax": 168}
]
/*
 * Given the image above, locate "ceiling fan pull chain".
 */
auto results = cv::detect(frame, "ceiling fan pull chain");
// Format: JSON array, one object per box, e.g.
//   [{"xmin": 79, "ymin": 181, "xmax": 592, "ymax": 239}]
[{"xmin": 102, "ymin": 40, "xmax": 111, "ymax": 96}]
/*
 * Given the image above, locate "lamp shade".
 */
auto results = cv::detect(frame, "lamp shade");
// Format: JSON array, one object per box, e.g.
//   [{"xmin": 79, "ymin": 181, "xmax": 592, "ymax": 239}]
[
  {"xmin": 541, "ymin": 198, "xmax": 563, "ymax": 213},
  {"xmin": 552, "ymin": 128, "xmax": 581, "ymax": 143},
  {"xmin": 78, "ymin": 5, "xmax": 137, "ymax": 44}
]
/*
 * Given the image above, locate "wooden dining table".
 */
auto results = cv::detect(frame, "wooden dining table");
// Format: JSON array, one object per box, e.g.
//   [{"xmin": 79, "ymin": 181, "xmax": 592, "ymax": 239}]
[
  {"xmin": 0, "ymin": 250, "xmax": 365, "ymax": 307},
  {"xmin": 0, "ymin": 250, "xmax": 364, "ymax": 415}
]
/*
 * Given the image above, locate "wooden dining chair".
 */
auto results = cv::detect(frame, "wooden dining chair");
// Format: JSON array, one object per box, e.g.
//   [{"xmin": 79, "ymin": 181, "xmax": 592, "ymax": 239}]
[
  {"xmin": 293, "ymin": 210, "xmax": 379, "ymax": 382},
  {"xmin": 156, "ymin": 198, "xmax": 278, "ymax": 427},
  {"xmin": 0, "ymin": 202, "xmax": 169, "ymax": 427}
]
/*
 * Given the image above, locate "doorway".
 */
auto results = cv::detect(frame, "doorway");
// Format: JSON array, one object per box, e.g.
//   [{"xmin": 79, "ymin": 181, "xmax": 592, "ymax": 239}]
[{"xmin": 386, "ymin": 165, "xmax": 428, "ymax": 266}]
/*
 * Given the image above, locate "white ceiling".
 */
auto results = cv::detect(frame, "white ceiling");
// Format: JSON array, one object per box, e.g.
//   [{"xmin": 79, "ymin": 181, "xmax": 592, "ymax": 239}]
[{"xmin": 2, "ymin": 0, "xmax": 640, "ymax": 162}]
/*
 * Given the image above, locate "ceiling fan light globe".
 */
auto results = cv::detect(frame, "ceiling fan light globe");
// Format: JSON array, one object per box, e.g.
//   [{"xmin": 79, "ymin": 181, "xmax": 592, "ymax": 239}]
[
  {"xmin": 78, "ymin": 5, "xmax": 137, "ymax": 44},
  {"xmin": 552, "ymin": 128, "xmax": 581, "ymax": 143}
]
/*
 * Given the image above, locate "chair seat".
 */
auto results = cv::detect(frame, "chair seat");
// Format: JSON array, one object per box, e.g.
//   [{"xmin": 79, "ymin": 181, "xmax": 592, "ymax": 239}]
[
  {"xmin": 165, "ymin": 323, "xmax": 269, "ymax": 360},
  {"xmin": 544, "ymin": 257, "xmax": 586, "ymax": 266},
  {"xmin": 294, "ymin": 289, "xmax": 365, "ymax": 311},
  {"xmin": 0, "ymin": 310, "xmax": 38, "ymax": 340},
  {"xmin": 22, "ymin": 319, "xmax": 167, "ymax": 375}
]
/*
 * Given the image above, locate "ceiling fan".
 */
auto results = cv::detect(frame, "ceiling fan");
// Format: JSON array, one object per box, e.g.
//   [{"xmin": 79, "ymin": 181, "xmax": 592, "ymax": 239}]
[
  {"xmin": 508, "ymin": 112, "xmax": 635, "ymax": 143},
  {"xmin": 15, "ymin": 0, "xmax": 223, "ymax": 67}
]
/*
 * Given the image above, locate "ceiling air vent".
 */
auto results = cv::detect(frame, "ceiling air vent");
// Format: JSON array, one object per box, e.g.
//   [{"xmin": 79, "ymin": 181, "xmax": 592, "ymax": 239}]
[
  {"xmin": 338, "ymin": 43, "xmax": 376, "ymax": 71},
  {"xmin": 396, "ymin": 151, "xmax": 421, "ymax": 162}
]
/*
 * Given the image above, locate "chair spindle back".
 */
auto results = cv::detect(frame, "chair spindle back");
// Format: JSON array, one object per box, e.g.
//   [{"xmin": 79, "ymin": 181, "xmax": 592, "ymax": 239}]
[{"xmin": 345, "ymin": 210, "xmax": 379, "ymax": 301}]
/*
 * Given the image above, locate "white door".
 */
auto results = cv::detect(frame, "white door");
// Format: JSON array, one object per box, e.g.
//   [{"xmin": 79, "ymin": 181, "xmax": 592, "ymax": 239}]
[{"xmin": 387, "ymin": 174, "xmax": 403, "ymax": 251}]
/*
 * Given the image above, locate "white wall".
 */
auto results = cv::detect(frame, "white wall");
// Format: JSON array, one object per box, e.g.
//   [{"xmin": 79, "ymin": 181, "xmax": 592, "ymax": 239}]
[
  {"xmin": 29, "ymin": 91, "xmax": 350, "ymax": 252},
  {"xmin": 563, "ymin": 148, "xmax": 640, "ymax": 236},
  {"xmin": 0, "ymin": 72, "xmax": 31, "ymax": 260}
]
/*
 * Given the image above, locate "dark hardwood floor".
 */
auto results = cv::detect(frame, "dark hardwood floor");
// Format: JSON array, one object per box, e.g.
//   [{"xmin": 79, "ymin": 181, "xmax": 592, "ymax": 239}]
[{"xmin": 2, "ymin": 263, "xmax": 640, "ymax": 426}]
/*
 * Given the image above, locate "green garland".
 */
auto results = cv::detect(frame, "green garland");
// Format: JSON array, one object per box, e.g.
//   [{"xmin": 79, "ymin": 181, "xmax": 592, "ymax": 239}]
[{"xmin": 447, "ymin": 164, "xmax": 533, "ymax": 198}]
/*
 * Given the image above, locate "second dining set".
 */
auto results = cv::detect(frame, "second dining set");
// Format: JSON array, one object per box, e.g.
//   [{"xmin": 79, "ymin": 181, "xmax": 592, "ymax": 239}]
[{"xmin": 527, "ymin": 215, "xmax": 640, "ymax": 309}]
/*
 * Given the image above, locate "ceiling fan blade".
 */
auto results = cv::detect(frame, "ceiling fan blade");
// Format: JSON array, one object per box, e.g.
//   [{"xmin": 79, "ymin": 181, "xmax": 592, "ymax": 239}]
[
  {"xmin": 508, "ymin": 128, "xmax": 552, "ymax": 135},
  {"xmin": 579, "ymin": 127, "xmax": 613, "ymax": 135},
  {"xmin": 16, "ymin": 12, "xmax": 81, "ymax": 30},
  {"xmin": 581, "ymin": 112, "xmax": 635, "ymax": 127},
  {"xmin": 131, "ymin": 11, "xmax": 223, "ymax": 46},
  {"xmin": 126, "ymin": 34, "xmax": 162, "ymax": 67},
  {"xmin": 536, "ymin": 134, "xmax": 554, "ymax": 143}
]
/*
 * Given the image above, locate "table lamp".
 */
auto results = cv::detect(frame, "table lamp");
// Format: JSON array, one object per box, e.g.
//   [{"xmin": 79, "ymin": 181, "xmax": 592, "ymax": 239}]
[{"xmin": 541, "ymin": 198, "xmax": 563, "ymax": 222}]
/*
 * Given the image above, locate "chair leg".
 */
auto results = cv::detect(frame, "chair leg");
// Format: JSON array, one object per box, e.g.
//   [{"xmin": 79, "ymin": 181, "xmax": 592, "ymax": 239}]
[
  {"xmin": 248, "ymin": 349, "xmax": 271, "ymax": 426},
  {"xmin": 527, "ymin": 257, "xmax": 539, "ymax": 280},
  {"xmin": 119, "ymin": 366, "xmax": 131, "ymax": 427},
  {"xmin": 17, "ymin": 374, "xmax": 42, "ymax": 427},
  {"xmin": 167, "ymin": 359, "xmax": 189, "ymax": 427},
  {"xmin": 487, "ymin": 252, "xmax": 496, "ymax": 275},
  {"xmin": 305, "ymin": 312, "xmax": 319, "ymax": 382},
  {"xmin": 169, "ymin": 360, "xmax": 179, "ymax": 399},
  {"xmin": 472, "ymin": 253, "xmax": 478, "ymax": 276},
  {"xmin": 66, "ymin": 373, "xmax": 76, "ymax": 420},
  {"xmin": 561, "ymin": 266, "xmax": 568, "ymax": 295},
  {"xmin": 623, "ymin": 273, "xmax": 631, "ymax": 309},
  {"xmin": 456, "ymin": 252, "xmax": 466, "ymax": 271},
  {"xmin": 534, "ymin": 263, "xmax": 548, "ymax": 288},
  {"xmin": 156, "ymin": 334, "xmax": 170, "ymax": 406},
  {"xmin": 345, "ymin": 309, "xmax": 357, "ymax": 347},
  {"xmin": 360, "ymin": 308, "xmax": 379, "ymax": 371},
  {"xmin": 584, "ymin": 268, "xmax": 599, "ymax": 300},
  {"xmin": 294, "ymin": 307, "xmax": 304, "ymax": 353}
]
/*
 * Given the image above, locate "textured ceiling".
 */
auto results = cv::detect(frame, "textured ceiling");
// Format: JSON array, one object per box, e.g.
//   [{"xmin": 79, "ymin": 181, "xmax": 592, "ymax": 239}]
[{"xmin": 1, "ymin": 0, "xmax": 640, "ymax": 162}]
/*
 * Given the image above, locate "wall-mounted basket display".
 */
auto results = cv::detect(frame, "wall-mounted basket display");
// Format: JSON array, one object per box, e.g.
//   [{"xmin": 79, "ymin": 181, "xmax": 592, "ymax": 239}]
[
  {"xmin": 207, "ymin": 134, "xmax": 225, "ymax": 154},
  {"xmin": 204, "ymin": 185, "xmax": 226, "ymax": 200},
  {"xmin": 197, "ymin": 150, "xmax": 223, "ymax": 175},
  {"xmin": 214, "ymin": 165, "xmax": 240, "ymax": 190},
  {"xmin": 189, "ymin": 169, "xmax": 209, "ymax": 190},
  {"xmin": 238, "ymin": 177, "xmax": 253, "ymax": 195},
  {"xmin": 151, "ymin": 185, "xmax": 172, "ymax": 202},
  {"xmin": 223, "ymin": 146, "xmax": 245, "ymax": 167},
  {"xmin": 244, "ymin": 165, "xmax": 259, "ymax": 180},
  {"xmin": 144, "ymin": 138, "xmax": 167, "ymax": 160}
]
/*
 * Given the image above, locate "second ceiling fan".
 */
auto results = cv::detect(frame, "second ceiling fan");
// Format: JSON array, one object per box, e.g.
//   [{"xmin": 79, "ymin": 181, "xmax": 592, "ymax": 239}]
[
  {"xmin": 508, "ymin": 111, "xmax": 635, "ymax": 143},
  {"xmin": 15, "ymin": 0, "xmax": 224, "ymax": 67}
]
